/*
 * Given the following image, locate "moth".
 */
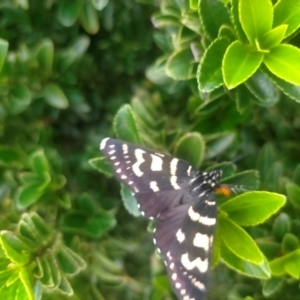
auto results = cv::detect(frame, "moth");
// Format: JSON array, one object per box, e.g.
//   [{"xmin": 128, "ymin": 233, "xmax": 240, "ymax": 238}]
[{"xmin": 100, "ymin": 138, "xmax": 232, "ymax": 300}]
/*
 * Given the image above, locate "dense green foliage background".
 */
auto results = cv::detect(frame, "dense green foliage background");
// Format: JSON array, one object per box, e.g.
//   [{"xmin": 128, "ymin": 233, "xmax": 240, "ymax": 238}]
[{"xmin": 1, "ymin": 0, "xmax": 300, "ymax": 299}]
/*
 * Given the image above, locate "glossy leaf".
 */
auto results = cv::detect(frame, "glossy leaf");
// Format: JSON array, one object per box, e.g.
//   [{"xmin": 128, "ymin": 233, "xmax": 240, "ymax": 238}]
[
  {"xmin": 174, "ymin": 132, "xmax": 205, "ymax": 168},
  {"xmin": 0, "ymin": 38, "xmax": 8, "ymax": 72},
  {"xmin": 113, "ymin": 104, "xmax": 141, "ymax": 144},
  {"xmin": 121, "ymin": 184, "xmax": 140, "ymax": 217},
  {"xmin": 198, "ymin": 38, "xmax": 230, "ymax": 92},
  {"xmin": 43, "ymin": 83, "xmax": 69, "ymax": 109},
  {"xmin": 58, "ymin": 1, "xmax": 82, "ymax": 27},
  {"xmin": 31, "ymin": 150, "xmax": 49, "ymax": 176},
  {"xmin": 286, "ymin": 182, "xmax": 300, "ymax": 208},
  {"xmin": 88, "ymin": 157, "xmax": 113, "ymax": 177},
  {"xmin": 8, "ymin": 84, "xmax": 31, "ymax": 115},
  {"xmin": 272, "ymin": 213, "xmax": 291, "ymax": 241},
  {"xmin": 245, "ymin": 69, "xmax": 280, "ymax": 106},
  {"xmin": 274, "ymin": 0, "xmax": 300, "ymax": 38},
  {"xmin": 0, "ymin": 231, "xmax": 29, "ymax": 264},
  {"xmin": 262, "ymin": 277, "xmax": 283, "ymax": 297},
  {"xmin": 223, "ymin": 41, "xmax": 263, "ymax": 89},
  {"xmin": 239, "ymin": 0, "xmax": 273, "ymax": 44},
  {"xmin": 259, "ymin": 25, "xmax": 287, "ymax": 50},
  {"xmin": 231, "ymin": 0, "xmax": 248, "ymax": 43},
  {"xmin": 199, "ymin": 0, "xmax": 231, "ymax": 40},
  {"xmin": 220, "ymin": 233, "xmax": 270, "ymax": 279},
  {"xmin": 220, "ymin": 170, "xmax": 259, "ymax": 191},
  {"xmin": 264, "ymin": 44, "xmax": 300, "ymax": 86},
  {"xmin": 92, "ymin": 0, "xmax": 109, "ymax": 11},
  {"xmin": 79, "ymin": 3, "xmax": 99, "ymax": 34},
  {"xmin": 166, "ymin": 48, "xmax": 195, "ymax": 80},
  {"xmin": 219, "ymin": 215, "xmax": 265, "ymax": 264},
  {"xmin": 220, "ymin": 191, "xmax": 286, "ymax": 226},
  {"xmin": 205, "ymin": 132, "xmax": 235, "ymax": 159},
  {"xmin": 36, "ymin": 39, "xmax": 53, "ymax": 76}
]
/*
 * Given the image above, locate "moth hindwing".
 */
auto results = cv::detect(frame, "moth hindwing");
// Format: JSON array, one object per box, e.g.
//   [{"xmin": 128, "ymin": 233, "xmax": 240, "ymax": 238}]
[{"xmin": 100, "ymin": 138, "xmax": 222, "ymax": 300}]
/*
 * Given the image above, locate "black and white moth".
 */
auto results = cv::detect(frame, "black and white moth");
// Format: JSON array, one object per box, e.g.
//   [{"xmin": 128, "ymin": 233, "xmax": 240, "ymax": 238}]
[{"xmin": 100, "ymin": 137, "xmax": 227, "ymax": 300}]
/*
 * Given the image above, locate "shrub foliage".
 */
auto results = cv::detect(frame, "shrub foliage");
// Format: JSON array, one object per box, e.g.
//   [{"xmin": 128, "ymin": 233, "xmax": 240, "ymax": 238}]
[{"xmin": 1, "ymin": 0, "xmax": 300, "ymax": 299}]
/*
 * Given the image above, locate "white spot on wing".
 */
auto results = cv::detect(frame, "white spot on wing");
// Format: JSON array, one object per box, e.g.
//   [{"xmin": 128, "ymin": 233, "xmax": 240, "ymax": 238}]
[
  {"xmin": 188, "ymin": 206, "xmax": 216, "ymax": 225},
  {"xmin": 180, "ymin": 289, "xmax": 186, "ymax": 295},
  {"xmin": 199, "ymin": 215, "xmax": 216, "ymax": 226},
  {"xmin": 170, "ymin": 158, "xmax": 178, "ymax": 175},
  {"xmin": 171, "ymin": 176, "xmax": 181, "ymax": 190},
  {"xmin": 188, "ymin": 206, "xmax": 200, "ymax": 221},
  {"xmin": 193, "ymin": 233, "xmax": 210, "ymax": 251},
  {"xmin": 176, "ymin": 229, "xmax": 185, "ymax": 243},
  {"xmin": 132, "ymin": 149, "xmax": 145, "ymax": 177},
  {"xmin": 170, "ymin": 262, "xmax": 174, "ymax": 269},
  {"xmin": 121, "ymin": 175, "xmax": 127, "ymax": 179},
  {"xmin": 150, "ymin": 154, "xmax": 163, "ymax": 171},
  {"xmin": 175, "ymin": 282, "xmax": 181, "ymax": 289},
  {"xmin": 172, "ymin": 273, "xmax": 177, "ymax": 280},
  {"xmin": 181, "ymin": 253, "xmax": 208, "ymax": 273},
  {"xmin": 100, "ymin": 137, "xmax": 109, "ymax": 150},
  {"xmin": 122, "ymin": 144, "xmax": 128, "ymax": 154},
  {"xmin": 150, "ymin": 181, "xmax": 159, "ymax": 192},
  {"xmin": 187, "ymin": 165, "xmax": 192, "ymax": 176}
]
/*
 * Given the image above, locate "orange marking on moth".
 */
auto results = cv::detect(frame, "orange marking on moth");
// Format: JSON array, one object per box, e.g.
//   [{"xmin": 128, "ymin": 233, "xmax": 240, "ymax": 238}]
[{"xmin": 215, "ymin": 186, "xmax": 231, "ymax": 196}]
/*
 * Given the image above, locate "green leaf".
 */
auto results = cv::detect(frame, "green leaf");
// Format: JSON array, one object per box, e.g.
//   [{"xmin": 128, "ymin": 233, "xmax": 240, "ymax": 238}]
[
  {"xmin": 0, "ymin": 231, "xmax": 29, "ymax": 264},
  {"xmin": 269, "ymin": 249, "xmax": 300, "ymax": 278},
  {"xmin": 205, "ymin": 132, "xmax": 235, "ymax": 160},
  {"xmin": 120, "ymin": 184, "xmax": 140, "ymax": 217},
  {"xmin": 31, "ymin": 150, "xmax": 49, "ymax": 176},
  {"xmin": 8, "ymin": 84, "xmax": 32, "ymax": 115},
  {"xmin": 198, "ymin": 38, "xmax": 230, "ymax": 92},
  {"xmin": 88, "ymin": 157, "xmax": 113, "ymax": 177},
  {"xmin": 235, "ymin": 84, "xmax": 253, "ymax": 113},
  {"xmin": 219, "ymin": 214, "xmax": 265, "ymax": 264},
  {"xmin": 231, "ymin": 0, "xmax": 248, "ymax": 43},
  {"xmin": 39, "ymin": 256, "xmax": 54, "ymax": 287},
  {"xmin": 286, "ymin": 182, "xmax": 300, "ymax": 208},
  {"xmin": 274, "ymin": 0, "xmax": 300, "ymax": 38},
  {"xmin": 0, "ymin": 278, "xmax": 33, "ymax": 300},
  {"xmin": 166, "ymin": 48, "xmax": 195, "ymax": 80},
  {"xmin": 91, "ymin": 0, "xmax": 109, "ymax": 11},
  {"xmin": 223, "ymin": 41, "xmax": 263, "ymax": 89},
  {"xmin": 282, "ymin": 233, "xmax": 299, "ymax": 253},
  {"xmin": 256, "ymin": 143, "xmax": 276, "ymax": 180},
  {"xmin": 0, "ymin": 38, "xmax": 8, "ymax": 72},
  {"xmin": 220, "ymin": 234, "xmax": 270, "ymax": 279},
  {"xmin": 220, "ymin": 170, "xmax": 259, "ymax": 191},
  {"xmin": 264, "ymin": 44, "xmax": 300, "ymax": 86},
  {"xmin": 146, "ymin": 56, "xmax": 171, "ymax": 85},
  {"xmin": 58, "ymin": 1, "xmax": 82, "ymax": 27},
  {"xmin": 16, "ymin": 173, "xmax": 51, "ymax": 209},
  {"xmin": 189, "ymin": 0, "xmax": 198, "ymax": 10},
  {"xmin": 262, "ymin": 277, "xmax": 284, "ymax": 298},
  {"xmin": 199, "ymin": 0, "xmax": 231, "ymax": 40},
  {"xmin": 57, "ymin": 246, "xmax": 82, "ymax": 276},
  {"xmin": 259, "ymin": 25, "xmax": 287, "ymax": 50},
  {"xmin": 220, "ymin": 191, "xmax": 286, "ymax": 226},
  {"xmin": 19, "ymin": 268, "xmax": 34, "ymax": 300},
  {"xmin": 114, "ymin": 104, "xmax": 141, "ymax": 144},
  {"xmin": 79, "ymin": 3, "xmax": 99, "ymax": 34},
  {"xmin": 174, "ymin": 132, "xmax": 205, "ymax": 168},
  {"xmin": 43, "ymin": 83, "xmax": 69, "ymax": 109},
  {"xmin": 239, "ymin": 0, "xmax": 273, "ymax": 44},
  {"xmin": 245, "ymin": 69, "xmax": 280, "ymax": 107},
  {"xmin": 57, "ymin": 274, "xmax": 73, "ymax": 296},
  {"xmin": 0, "ymin": 147, "xmax": 20, "ymax": 166},
  {"xmin": 263, "ymin": 67, "xmax": 300, "ymax": 103},
  {"xmin": 36, "ymin": 39, "xmax": 54, "ymax": 76},
  {"xmin": 272, "ymin": 213, "xmax": 291, "ymax": 241}
]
